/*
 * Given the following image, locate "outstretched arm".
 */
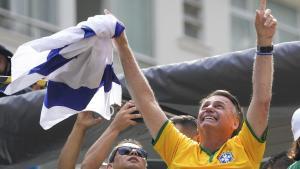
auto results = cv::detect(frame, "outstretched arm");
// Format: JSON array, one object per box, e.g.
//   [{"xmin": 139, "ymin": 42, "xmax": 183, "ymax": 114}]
[
  {"xmin": 247, "ymin": 0, "xmax": 277, "ymax": 137},
  {"xmin": 58, "ymin": 111, "xmax": 102, "ymax": 169},
  {"xmin": 81, "ymin": 101, "xmax": 141, "ymax": 169},
  {"xmin": 108, "ymin": 10, "xmax": 168, "ymax": 139}
]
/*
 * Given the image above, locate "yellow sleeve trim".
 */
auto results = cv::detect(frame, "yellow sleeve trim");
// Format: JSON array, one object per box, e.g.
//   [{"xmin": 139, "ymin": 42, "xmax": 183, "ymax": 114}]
[
  {"xmin": 152, "ymin": 120, "xmax": 169, "ymax": 146},
  {"xmin": 245, "ymin": 118, "xmax": 268, "ymax": 143}
]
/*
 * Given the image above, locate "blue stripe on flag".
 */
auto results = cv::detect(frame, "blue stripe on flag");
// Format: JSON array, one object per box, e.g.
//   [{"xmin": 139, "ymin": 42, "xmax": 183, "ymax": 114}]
[
  {"xmin": 113, "ymin": 22, "xmax": 125, "ymax": 38},
  {"xmin": 29, "ymin": 47, "xmax": 73, "ymax": 76},
  {"xmin": 47, "ymin": 46, "xmax": 65, "ymax": 60},
  {"xmin": 100, "ymin": 64, "xmax": 120, "ymax": 92},
  {"xmin": 81, "ymin": 26, "xmax": 96, "ymax": 38},
  {"xmin": 44, "ymin": 81, "xmax": 98, "ymax": 110}
]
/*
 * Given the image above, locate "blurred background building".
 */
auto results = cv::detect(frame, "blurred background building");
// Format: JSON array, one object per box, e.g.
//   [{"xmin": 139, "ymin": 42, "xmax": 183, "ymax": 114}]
[
  {"xmin": 0, "ymin": 0, "xmax": 299, "ymax": 168},
  {"xmin": 1, "ymin": 0, "xmax": 299, "ymax": 67}
]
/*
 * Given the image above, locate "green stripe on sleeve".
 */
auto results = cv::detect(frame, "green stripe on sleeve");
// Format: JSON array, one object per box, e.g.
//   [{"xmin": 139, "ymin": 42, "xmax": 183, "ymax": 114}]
[
  {"xmin": 245, "ymin": 118, "xmax": 268, "ymax": 143},
  {"xmin": 152, "ymin": 120, "xmax": 169, "ymax": 146}
]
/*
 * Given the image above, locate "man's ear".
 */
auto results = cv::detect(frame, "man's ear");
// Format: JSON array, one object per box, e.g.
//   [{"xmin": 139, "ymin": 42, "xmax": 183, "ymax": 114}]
[{"xmin": 233, "ymin": 115, "xmax": 240, "ymax": 130}]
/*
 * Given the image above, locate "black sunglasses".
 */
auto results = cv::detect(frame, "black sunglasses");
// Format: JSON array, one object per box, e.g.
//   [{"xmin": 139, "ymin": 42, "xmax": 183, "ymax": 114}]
[{"xmin": 109, "ymin": 146, "xmax": 148, "ymax": 162}]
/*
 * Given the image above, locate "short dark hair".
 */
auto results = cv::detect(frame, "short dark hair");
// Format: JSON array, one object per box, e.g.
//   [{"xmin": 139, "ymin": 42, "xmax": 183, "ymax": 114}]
[
  {"xmin": 262, "ymin": 151, "xmax": 294, "ymax": 169},
  {"xmin": 170, "ymin": 115, "xmax": 197, "ymax": 130},
  {"xmin": 108, "ymin": 139, "xmax": 143, "ymax": 163},
  {"xmin": 200, "ymin": 90, "xmax": 244, "ymax": 136},
  {"xmin": 288, "ymin": 138, "xmax": 300, "ymax": 161}
]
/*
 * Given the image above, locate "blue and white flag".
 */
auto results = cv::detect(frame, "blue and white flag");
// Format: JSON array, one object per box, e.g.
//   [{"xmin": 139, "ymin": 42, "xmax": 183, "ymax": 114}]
[{"xmin": 2, "ymin": 14, "xmax": 124, "ymax": 129}]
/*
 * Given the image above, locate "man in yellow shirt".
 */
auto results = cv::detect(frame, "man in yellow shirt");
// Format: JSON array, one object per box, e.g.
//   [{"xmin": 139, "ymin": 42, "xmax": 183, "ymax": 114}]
[
  {"xmin": 112, "ymin": 0, "xmax": 276, "ymax": 167},
  {"xmin": 153, "ymin": 106, "xmax": 266, "ymax": 168}
]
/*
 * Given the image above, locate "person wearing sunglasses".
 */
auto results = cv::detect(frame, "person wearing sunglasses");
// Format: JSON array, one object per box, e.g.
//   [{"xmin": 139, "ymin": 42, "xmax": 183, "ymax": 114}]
[
  {"xmin": 81, "ymin": 101, "xmax": 146, "ymax": 169},
  {"xmin": 58, "ymin": 101, "xmax": 144, "ymax": 169},
  {"xmin": 105, "ymin": 139, "xmax": 148, "ymax": 169}
]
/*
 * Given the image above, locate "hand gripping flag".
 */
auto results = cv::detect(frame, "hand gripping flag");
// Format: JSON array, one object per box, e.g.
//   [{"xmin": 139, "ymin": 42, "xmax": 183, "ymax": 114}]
[{"xmin": 1, "ymin": 14, "xmax": 124, "ymax": 129}]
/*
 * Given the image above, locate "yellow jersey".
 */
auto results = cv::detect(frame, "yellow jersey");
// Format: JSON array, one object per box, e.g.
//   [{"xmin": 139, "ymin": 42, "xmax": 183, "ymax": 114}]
[{"xmin": 153, "ymin": 120, "xmax": 267, "ymax": 169}]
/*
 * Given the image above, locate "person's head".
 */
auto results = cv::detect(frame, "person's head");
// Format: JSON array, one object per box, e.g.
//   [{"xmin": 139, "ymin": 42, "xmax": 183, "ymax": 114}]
[
  {"xmin": 107, "ymin": 139, "xmax": 147, "ymax": 169},
  {"xmin": 262, "ymin": 151, "xmax": 294, "ymax": 169},
  {"xmin": 288, "ymin": 108, "xmax": 300, "ymax": 161},
  {"xmin": 197, "ymin": 90, "xmax": 243, "ymax": 139},
  {"xmin": 0, "ymin": 45, "xmax": 13, "ymax": 76},
  {"xmin": 170, "ymin": 115, "xmax": 198, "ymax": 141}
]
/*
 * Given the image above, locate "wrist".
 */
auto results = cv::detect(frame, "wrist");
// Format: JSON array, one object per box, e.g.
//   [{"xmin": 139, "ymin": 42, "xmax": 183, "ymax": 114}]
[
  {"xmin": 74, "ymin": 122, "xmax": 89, "ymax": 132},
  {"xmin": 256, "ymin": 45, "xmax": 274, "ymax": 56},
  {"xmin": 257, "ymin": 38, "xmax": 273, "ymax": 46},
  {"xmin": 107, "ymin": 125, "xmax": 121, "ymax": 135}
]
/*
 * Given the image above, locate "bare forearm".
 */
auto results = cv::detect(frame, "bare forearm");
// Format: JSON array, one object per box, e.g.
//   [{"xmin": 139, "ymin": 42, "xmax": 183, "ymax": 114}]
[
  {"xmin": 58, "ymin": 125, "xmax": 86, "ymax": 169},
  {"xmin": 247, "ymin": 39, "xmax": 273, "ymax": 136},
  {"xmin": 116, "ymin": 38, "xmax": 168, "ymax": 138},
  {"xmin": 81, "ymin": 127, "xmax": 119, "ymax": 169},
  {"xmin": 252, "ymin": 38, "xmax": 273, "ymax": 110},
  {"xmin": 252, "ymin": 6, "xmax": 275, "ymax": 106},
  {"xmin": 119, "ymin": 45, "xmax": 156, "ymax": 104},
  {"xmin": 252, "ymin": 54, "xmax": 273, "ymax": 105}
]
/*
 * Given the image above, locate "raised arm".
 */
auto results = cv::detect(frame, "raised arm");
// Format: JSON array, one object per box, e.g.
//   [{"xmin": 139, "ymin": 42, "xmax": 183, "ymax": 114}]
[
  {"xmin": 58, "ymin": 111, "xmax": 102, "ymax": 169},
  {"xmin": 247, "ymin": 0, "xmax": 277, "ymax": 137},
  {"xmin": 81, "ymin": 101, "xmax": 141, "ymax": 169},
  {"xmin": 108, "ymin": 11, "xmax": 168, "ymax": 138}
]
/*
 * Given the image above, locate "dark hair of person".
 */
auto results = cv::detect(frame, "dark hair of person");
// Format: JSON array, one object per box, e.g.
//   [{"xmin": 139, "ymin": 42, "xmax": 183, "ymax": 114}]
[
  {"xmin": 0, "ymin": 44, "xmax": 13, "ymax": 76},
  {"xmin": 262, "ymin": 151, "xmax": 294, "ymax": 169},
  {"xmin": 288, "ymin": 138, "xmax": 300, "ymax": 161},
  {"xmin": 200, "ymin": 90, "xmax": 244, "ymax": 136},
  {"xmin": 170, "ymin": 115, "xmax": 197, "ymax": 130},
  {"xmin": 108, "ymin": 139, "xmax": 143, "ymax": 163}
]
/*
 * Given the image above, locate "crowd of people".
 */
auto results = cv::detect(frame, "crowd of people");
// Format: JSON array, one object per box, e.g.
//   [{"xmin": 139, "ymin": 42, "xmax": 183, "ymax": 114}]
[
  {"xmin": 56, "ymin": 1, "xmax": 299, "ymax": 168},
  {"xmin": 1, "ymin": 0, "xmax": 299, "ymax": 168}
]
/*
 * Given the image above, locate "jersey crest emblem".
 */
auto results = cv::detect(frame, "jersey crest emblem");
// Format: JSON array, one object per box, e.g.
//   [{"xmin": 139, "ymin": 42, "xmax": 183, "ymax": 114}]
[{"xmin": 218, "ymin": 152, "xmax": 234, "ymax": 163}]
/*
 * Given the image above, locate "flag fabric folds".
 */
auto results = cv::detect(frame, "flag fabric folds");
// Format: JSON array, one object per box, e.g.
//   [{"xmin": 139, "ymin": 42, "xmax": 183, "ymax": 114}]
[{"xmin": 2, "ymin": 14, "xmax": 124, "ymax": 129}]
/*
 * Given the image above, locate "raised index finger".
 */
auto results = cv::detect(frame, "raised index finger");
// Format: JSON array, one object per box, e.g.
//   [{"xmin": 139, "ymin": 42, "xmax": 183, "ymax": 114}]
[{"xmin": 259, "ymin": 0, "xmax": 267, "ymax": 11}]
